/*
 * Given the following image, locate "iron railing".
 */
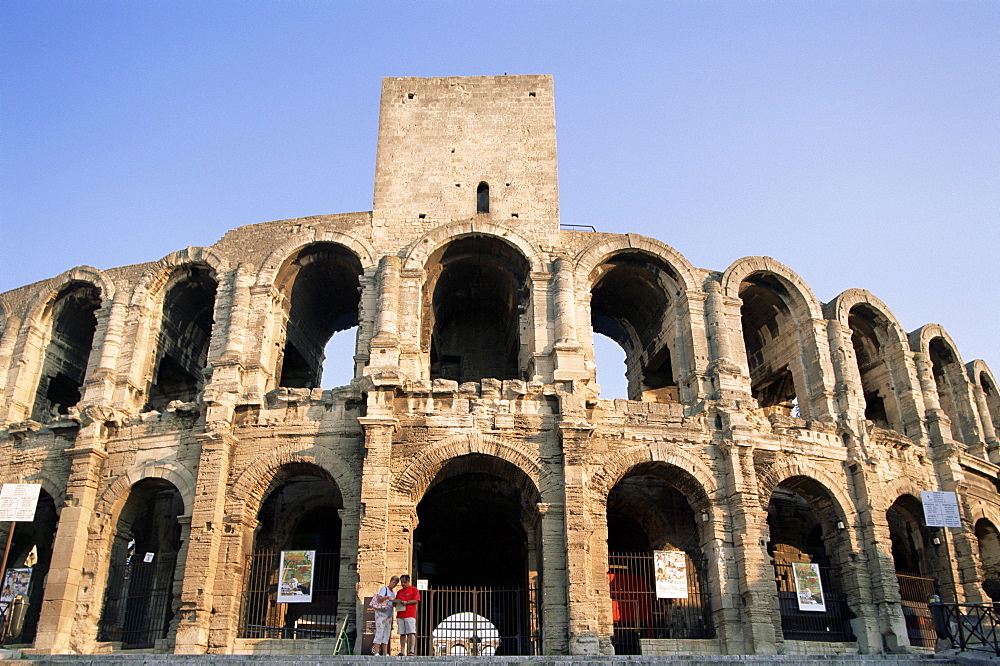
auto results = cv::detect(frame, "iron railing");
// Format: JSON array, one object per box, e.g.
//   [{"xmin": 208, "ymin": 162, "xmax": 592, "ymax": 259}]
[
  {"xmin": 931, "ymin": 602, "xmax": 1000, "ymax": 656},
  {"xmin": 239, "ymin": 550, "xmax": 341, "ymax": 639},
  {"xmin": 608, "ymin": 552, "xmax": 714, "ymax": 655},
  {"xmin": 411, "ymin": 587, "xmax": 540, "ymax": 656},
  {"xmin": 97, "ymin": 554, "xmax": 178, "ymax": 648},
  {"xmin": 896, "ymin": 573, "xmax": 937, "ymax": 648},
  {"xmin": 772, "ymin": 563, "xmax": 856, "ymax": 642}
]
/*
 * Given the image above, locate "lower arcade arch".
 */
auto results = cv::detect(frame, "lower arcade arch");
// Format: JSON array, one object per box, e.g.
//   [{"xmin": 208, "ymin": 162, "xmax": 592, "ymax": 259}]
[
  {"xmin": 887, "ymin": 494, "xmax": 951, "ymax": 648},
  {"xmin": 97, "ymin": 478, "xmax": 184, "ymax": 649},
  {"xmin": 0, "ymin": 489, "xmax": 58, "ymax": 645},
  {"xmin": 764, "ymin": 477, "xmax": 858, "ymax": 643},
  {"xmin": 411, "ymin": 453, "xmax": 541, "ymax": 655},
  {"xmin": 975, "ymin": 518, "xmax": 1000, "ymax": 601},
  {"xmin": 240, "ymin": 463, "xmax": 344, "ymax": 639},
  {"xmin": 605, "ymin": 462, "xmax": 714, "ymax": 655}
]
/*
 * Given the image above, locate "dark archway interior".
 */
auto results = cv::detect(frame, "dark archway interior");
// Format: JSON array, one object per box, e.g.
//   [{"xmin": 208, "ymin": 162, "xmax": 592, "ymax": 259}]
[
  {"xmin": 591, "ymin": 252, "xmax": 678, "ymax": 402},
  {"xmin": 929, "ymin": 337, "xmax": 966, "ymax": 444},
  {"xmin": 0, "ymin": 490, "xmax": 58, "ymax": 644},
  {"xmin": 766, "ymin": 486, "xmax": 829, "ymax": 566},
  {"xmin": 739, "ymin": 275, "xmax": 800, "ymax": 414},
  {"xmin": 887, "ymin": 496, "xmax": 931, "ymax": 577},
  {"xmin": 146, "ymin": 267, "xmax": 217, "ymax": 411},
  {"xmin": 98, "ymin": 478, "xmax": 183, "ymax": 647},
  {"xmin": 975, "ymin": 518, "xmax": 1000, "ymax": 601},
  {"xmin": 848, "ymin": 306, "xmax": 896, "ymax": 430},
  {"xmin": 424, "ymin": 237, "xmax": 529, "ymax": 384},
  {"xmin": 244, "ymin": 467, "xmax": 343, "ymax": 632},
  {"xmin": 31, "ymin": 282, "xmax": 101, "ymax": 420},
  {"xmin": 415, "ymin": 456, "xmax": 535, "ymax": 588},
  {"xmin": 277, "ymin": 244, "xmax": 362, "ymax": 389}
]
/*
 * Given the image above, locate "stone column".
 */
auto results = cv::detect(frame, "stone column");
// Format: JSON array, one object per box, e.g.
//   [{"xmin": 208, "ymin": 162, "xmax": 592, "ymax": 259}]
[
  {"xmin": 369, "ymin": 256, "xmax": 402, "ymax": 371},
  {"xmin": 173, "ymin": 427, "xmax": 238, "ymax": 654},
  {"xmin": 355, "ymin": 401, "xmax": 398, "ymax": 652},
  {"xmin": 559, "ymin": 423, "xmax": 601, "ymax": 655},
  {"xmin": 83, "ymin": 292, "xmax": 129, "ymax": 407},
  {"xmin": 971, "ymin": 381, "xmax": 1000, "ymax": 463},
  {"xmin": 704, "ymin": 282, "xmax": 747, "ymax": 401},
  {"xmin": 0, "ymin": 313, "xmax": 22, "ymax": 420},
  {"xmin": 716, "ymin": 438, "xmax": 778, "ymax": 654},
  {"xmin": 33, "ymin": 421, "xmax": 108, "ymax": 654},
  {"xmin": 551, "ymin": 258, "xmax": 586, "ymax": 382}
]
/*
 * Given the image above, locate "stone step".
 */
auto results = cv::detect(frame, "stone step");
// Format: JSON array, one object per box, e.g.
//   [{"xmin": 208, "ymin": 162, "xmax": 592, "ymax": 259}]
[{"xmin": 0, "ymin": 652, "xmax": 966, "ymax": 666}]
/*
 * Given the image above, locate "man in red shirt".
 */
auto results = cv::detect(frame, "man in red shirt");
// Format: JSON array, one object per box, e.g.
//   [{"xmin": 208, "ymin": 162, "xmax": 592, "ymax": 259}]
[{"xmin": 395, "ymin": 574, "xmax": 421, "ymax": 656}]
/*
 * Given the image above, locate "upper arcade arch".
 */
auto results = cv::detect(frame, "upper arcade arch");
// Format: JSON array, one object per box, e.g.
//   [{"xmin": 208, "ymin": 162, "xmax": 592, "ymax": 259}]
[
  {"xmin": 722, "ymin": 256, "xmax": 831, "ymax": 420},
  {"xmin": 968, "ymin": 360, "xmax": 1000, "ymax": 443},
  {"xmin": 910, "ymin": 324, "xmax": 981, "ymax": 449},
  {"xmin": 572, "ymin": 234, "xmax": 699, "ymax": 294},
  {"xmin": 401, "ymin": 221, "xmax": 545, "ymax": 275},
  {"xmin": 255, "ymin": 231, "xmax": 378, "ymax": 288},
  {"xmin": 579, "ymin": 240, "xmax": 698, "ymax": 403}
]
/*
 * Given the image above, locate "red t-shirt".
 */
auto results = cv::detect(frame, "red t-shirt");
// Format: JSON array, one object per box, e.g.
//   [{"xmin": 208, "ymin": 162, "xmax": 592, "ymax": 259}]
[{"xmin": 395, "ymin": 584, "xmax": 420, "ymax": 618}]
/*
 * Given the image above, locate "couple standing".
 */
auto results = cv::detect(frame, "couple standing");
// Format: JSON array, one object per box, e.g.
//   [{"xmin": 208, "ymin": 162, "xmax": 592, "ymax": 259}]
[{"xmin": 372, "ymin": 574, "xmax": 421, "ymax": 656}]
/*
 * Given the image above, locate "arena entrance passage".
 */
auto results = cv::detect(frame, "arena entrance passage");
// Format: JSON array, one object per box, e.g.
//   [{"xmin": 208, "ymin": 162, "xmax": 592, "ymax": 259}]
[
  {"xmin": 411, "ymin": 454, "xmax": 541, "ymax": 655},
  {"xmin": 0, "ymin": 489, "xmax": 57, "ymax": 645},
  {"xmin": 97, "ymin": 479, "xmax": 183, "ymax": 649},
  {"xmin": 240, "ymin": 464, "xmax": 343, "ymax": 640},
  {"xmin": 765, "ymin": 478, "xmax": 857, "ymax": 643},
  {"xmin": 887, "ymin": 494, "xmax": 946, "ymax": 649},
  {"xmin": 606, "ymin": 462, "xmax": 714, "ymax": 655}
]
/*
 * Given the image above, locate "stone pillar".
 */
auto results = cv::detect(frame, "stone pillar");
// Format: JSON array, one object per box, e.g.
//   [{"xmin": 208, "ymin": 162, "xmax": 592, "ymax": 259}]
[
  {"xmin": 355, "ymin": 401, "xmax": 399, "ymax": 652},
  {"xmin": 550, "ymin": 258, "xmax": 586, "ymax": 382},
  {"xmin": 559, "ymin": 423, "xmax": 601, "ymax": 655},
  {"xmin": 173, "ymin": 427, "xmax": 238, "ymax": 654},
  {"xmin": 704, "ymin": 282, "xmax": 747, "ymax": 401},
  {"xmin": 369, "ymin": 256, "xmax": 402, "ymax": 371},
  {"xmin": 913, "ymin": 352, "xmax": 952, "ymax": 446},
  {"xmin": 0, "ymin": 313, "xmax": 22, "ymax": 421},
  {"xmin": 33, "ymin": 422, "xmax": 108, "ymax": 653},
  {"xmin": 716, "ymin": 438, "xmax": 778, "ymax": 654},
  {"xmin": 971, "ymin": 380, "xmax": 1000, "ymax": 463}
]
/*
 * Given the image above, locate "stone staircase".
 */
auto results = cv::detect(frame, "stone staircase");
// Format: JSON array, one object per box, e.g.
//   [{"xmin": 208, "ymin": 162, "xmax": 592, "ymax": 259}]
[{"xmin": 0, "ymin": 652, "xmax": 988, "ymax": 666}]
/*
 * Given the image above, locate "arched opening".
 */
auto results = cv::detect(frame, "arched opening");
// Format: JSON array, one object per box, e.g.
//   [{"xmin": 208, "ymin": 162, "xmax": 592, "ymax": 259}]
[
  {"xmin": 590, "ymin": 252, "xmax": 681, "ymax": 403},
  {"xmin": 412, "ymin": 454, "xmax": 540, "ymax": 655},
  {"xmin": 975, "ymin": 519, "xmax": 1000, "ymax": 601},
  {"xmin": 594, "ymin": 332, "xmax": 628, "ymax": 399},
  {"xmin": 765, "ymin": 478, "xmax": 857, "ymax": 643},
  {"xmin": 31, "ymin": 282, "xmax": 101, "ymax": 421},
  {"xmin": 97, "ymin": 478, "xmax": 184, "ymax": 649},
  {"xmin": 739, "ymin": 273, "xmax": 805, "ymax": 418},
  {"xmin": 276, "ymin": 243, "xmax": 362, "ymax": 389},
  {"xmin": 241, "ymin": 464, "xmax": 343, "ymax": 639},
  {"xmin": 928, "ymin": 337, "xmax": 972, "ymax": 446},
  {"xmin": 605, "ymin": 462, "xmax": 713, "ymax": 654},
  {"xmin": 422, "ymin": 236, "xmax": 530, "ymax": 384},
  {"xmin": 0, "ymin": 489, "xmax": 58, "ymax": 645},
  {"xmin": 848, "ymin": 305, "xmax": 904, "ymax": 433},
  {"xmin": 476, "ymin": 182, "xmax": 489, "ymax": 214},
  {"xmin": 887, "ymin": 495, "xmax": 943, "ymax": 648},
  {"xmin": 145, "ymin": 266, "xmax": 217, "ymax": 411}
]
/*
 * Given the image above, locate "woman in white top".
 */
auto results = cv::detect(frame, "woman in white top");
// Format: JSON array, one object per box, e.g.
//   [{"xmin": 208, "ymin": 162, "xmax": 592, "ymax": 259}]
[{"xmin": 371, "ymin": 575, "xmax": 399, "ymax": 655}]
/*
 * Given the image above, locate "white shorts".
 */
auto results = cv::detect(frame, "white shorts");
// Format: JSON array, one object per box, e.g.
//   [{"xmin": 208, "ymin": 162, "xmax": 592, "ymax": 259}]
[{"xmin": 397, "ymin": 616, "xmax": 416, "ymax": 634}]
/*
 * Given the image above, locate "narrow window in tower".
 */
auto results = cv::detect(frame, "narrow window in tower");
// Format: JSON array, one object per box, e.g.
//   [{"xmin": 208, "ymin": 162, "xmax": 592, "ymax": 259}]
[{"xmin": 477, "ymin": 182, "xmax": 489, "ymax": 214}]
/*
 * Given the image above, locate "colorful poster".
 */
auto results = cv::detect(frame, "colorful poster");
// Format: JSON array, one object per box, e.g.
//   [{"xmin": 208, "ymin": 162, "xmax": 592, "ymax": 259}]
[
  {"xmin": 277, "ymin": 550, "xmax": 315, "ymax": 603},
  {"xmin": 792, "ymin": 562, "xmax": 826, "ymax": 612},
  {"xmin": 1, "ymin": 568, "xmax": 32, "ymax": 606},
  {"xmin": 654, "ymin": 550, "xmax": 688, "ymax": 599}
]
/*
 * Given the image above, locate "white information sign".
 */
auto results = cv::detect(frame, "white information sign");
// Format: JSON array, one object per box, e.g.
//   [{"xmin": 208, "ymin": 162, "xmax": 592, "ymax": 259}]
[
  {"xmin": 922, "ymin": 491, "xmax": 962, "ymax": 528},
  {"xmin": 654, "ymin": 550, "xmax": 688, "ymax": 599},
  {"xmin": 416, "ymin": 579, "xmax": 429, "ymax": 591},
  {"xmin": 0, "ymin": 484, "xmax": 41, "ymax": 522}
]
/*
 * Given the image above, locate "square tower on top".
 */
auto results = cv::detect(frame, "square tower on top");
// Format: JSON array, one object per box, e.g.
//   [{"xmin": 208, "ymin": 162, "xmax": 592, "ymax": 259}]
[{"xmin": 372, "ymin": 75, "xmax": 560, "ymax": 234}]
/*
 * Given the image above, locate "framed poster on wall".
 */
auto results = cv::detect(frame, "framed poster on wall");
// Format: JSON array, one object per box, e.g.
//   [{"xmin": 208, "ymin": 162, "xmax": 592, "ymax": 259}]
[{"xmin": 277, "ymin": 550, "xmax": 315, "ymax": 603}]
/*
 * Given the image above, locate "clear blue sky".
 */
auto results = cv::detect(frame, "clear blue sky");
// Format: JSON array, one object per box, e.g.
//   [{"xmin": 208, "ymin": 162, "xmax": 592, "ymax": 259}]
[{"xmin": 2, "ymin": 1, "xmax": 997, "ymax": 387}]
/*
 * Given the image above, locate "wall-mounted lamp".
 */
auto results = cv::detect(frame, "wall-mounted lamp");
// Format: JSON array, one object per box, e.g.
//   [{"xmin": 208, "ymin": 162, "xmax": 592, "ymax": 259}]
[
  {"xmin": 836, "ymin": 521, "xmax": 846, "ymax": 530},
  {"xmin": 702, "ymin": 512, "xmax": 709, "ymax": 522},
  {"xmin": 931, "ymin": 537, "xmax": 942, "ymax": 546}
]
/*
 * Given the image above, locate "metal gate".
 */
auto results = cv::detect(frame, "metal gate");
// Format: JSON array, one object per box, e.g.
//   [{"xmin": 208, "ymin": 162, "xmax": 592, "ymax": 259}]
[
  {"xmin": 414, "ymin": 587, "xmax": 540, "ymax": 656},
  {"xmin": 97, "ymin": 554, "xmax": 178, "ymax": 648},
  {"xmin": 897, "ymin": 573, "xmax": 937, "ymax": 648},
  {"xmin": 608, "ymin": 552, "xmax": 714, "ymax": 655},
  {"xmin": 773, "ymin": 563, "xmax": 856, "ymax": 642},
  {"xmin": 239, "ymin": 550, "xmax": 341, "ymax": 639}
]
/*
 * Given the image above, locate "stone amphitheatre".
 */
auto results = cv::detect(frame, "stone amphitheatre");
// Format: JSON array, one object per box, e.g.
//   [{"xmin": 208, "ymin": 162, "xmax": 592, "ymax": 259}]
[{"xmin": 0, "ymin": 75, "xmax": 998, "ymax": 658}]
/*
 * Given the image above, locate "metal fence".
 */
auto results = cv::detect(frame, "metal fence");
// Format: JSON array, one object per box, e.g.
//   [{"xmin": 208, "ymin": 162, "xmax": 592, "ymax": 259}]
[
  {"xmin": 239, "ymin": 550, "xmax": 341, "ymax": 639},
  {"xmin": 931, "ymin": 602, "xmax": 1000, "ymax": 656},
  {"xmin": 97, "ymin": 554, "xmax": 178, "ymax": 648},
  {"xmin": 412, "ymin": 587, "xmax": 540, "ymax": 656},
  {"xmin": 772, "ymin": 563, "xmax": 856, "ymax": 642},
  {"xmin": 607, "ymin": 552, "xmax": 714, "ymax": 655},
  {"xmin": 896, "ymin": 573, "xmax": 937, "ymax": 648}
]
